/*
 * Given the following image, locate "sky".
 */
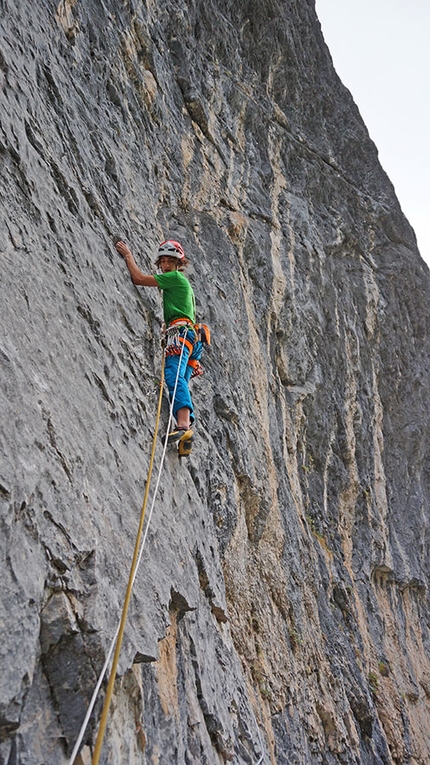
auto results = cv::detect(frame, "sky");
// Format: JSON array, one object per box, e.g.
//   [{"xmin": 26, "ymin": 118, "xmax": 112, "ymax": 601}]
[{"xmin": 315, "ymin": 0, "xmax": 430, "ymax": 269}]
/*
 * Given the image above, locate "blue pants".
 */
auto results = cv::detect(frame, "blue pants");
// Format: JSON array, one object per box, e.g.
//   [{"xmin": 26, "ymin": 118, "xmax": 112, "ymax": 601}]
[{"xmin": 164, "ymin": 331, "xmax": 203, "ymax": 424}]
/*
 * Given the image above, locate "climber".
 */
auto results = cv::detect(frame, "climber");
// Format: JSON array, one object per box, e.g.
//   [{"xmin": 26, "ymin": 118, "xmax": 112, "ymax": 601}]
[{"xmin": 115, "ymin": 238, "xmax": 207, "ymax": 450}]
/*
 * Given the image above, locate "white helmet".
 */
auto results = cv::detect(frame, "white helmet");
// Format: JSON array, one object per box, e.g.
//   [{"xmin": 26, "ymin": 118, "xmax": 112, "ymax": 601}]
[{"xmin": 157, "ymin": 240, "xmax": 185, "ymax": 260}]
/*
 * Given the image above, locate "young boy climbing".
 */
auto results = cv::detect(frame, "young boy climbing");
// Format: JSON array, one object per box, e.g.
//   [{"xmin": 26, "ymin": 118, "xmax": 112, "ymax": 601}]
[{"xmin": 115, "ymin": 238, "xmax": 206, "ymax": 450}]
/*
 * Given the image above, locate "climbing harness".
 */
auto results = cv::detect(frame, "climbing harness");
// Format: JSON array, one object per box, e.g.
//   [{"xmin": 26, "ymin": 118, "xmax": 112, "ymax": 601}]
[
  {"xmin": 164, "ymin": 317, "xmax": 210, "ymax": 378},
  {"xmin": 165, "ymin": 317, "xmax": 196, "ymax": 352},
  {"xmin": 69, "ymin": 332, "xmax": 187, "ymax": 765},
  {"xmin": 164, "ymin": 319, "xmax": 200, "ymax": 380}
]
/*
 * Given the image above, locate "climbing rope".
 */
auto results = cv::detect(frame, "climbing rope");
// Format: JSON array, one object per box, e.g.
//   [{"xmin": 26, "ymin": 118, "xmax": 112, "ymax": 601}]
[
  {"xmin": 69, "ymin": 329, "xmax": 266, "ymax": 764},
  {"xmin": 69, "ymin": 333, "xmax": 187, "ymax": 765}
]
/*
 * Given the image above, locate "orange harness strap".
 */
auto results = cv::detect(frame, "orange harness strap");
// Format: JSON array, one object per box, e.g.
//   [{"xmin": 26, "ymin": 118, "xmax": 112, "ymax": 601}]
[
  {"xmin": 169, "ymin": 317, "xmax": 195, "ymax": 328},
  {"xmin": 179, "ymin": 336, "xmax": 194, "ymax": 354}
]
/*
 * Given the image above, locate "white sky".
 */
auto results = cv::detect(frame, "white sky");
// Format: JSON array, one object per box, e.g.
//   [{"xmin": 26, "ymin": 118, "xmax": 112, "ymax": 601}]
[{"xmin": 315, "ymin": 0, "xmax": 430, "ymax": 269}]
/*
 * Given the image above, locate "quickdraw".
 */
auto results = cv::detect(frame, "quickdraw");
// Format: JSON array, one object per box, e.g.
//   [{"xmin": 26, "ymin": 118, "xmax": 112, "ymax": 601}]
[
  {"xmin": 188, "ymin": 358, "xmax": 204, "ymax": 378},
  {"xmin": 197, "ymin": 323, "xmax": 210, "ymax": 345},
  {"xmin": 164, "ymin": 322, "xmax": 195, "ymax": 356}
]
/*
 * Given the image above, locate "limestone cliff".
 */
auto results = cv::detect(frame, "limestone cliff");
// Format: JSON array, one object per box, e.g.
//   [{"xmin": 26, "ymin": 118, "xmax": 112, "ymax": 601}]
[{"xmin": 1, "ymin": 1, "xmax": 430, "ymax": 763}]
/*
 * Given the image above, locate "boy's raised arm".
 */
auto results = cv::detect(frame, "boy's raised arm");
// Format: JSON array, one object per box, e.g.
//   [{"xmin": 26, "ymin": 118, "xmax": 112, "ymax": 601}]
[{"xmin": 115, "ymin": 240, "xmax": 158, "ymax": 287}]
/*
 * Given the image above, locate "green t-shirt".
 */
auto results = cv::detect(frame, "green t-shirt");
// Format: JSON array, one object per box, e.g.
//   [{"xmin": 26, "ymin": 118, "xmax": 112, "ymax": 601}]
[{"xmin": 154, "ymin": 270, "xmax": 196, "ymax": 325}]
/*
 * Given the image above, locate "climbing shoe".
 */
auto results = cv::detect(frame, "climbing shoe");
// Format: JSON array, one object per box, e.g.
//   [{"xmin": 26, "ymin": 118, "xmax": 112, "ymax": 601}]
[
  {"xmin": 178, "ymin": 437, "xmax": 193, "ymax": 457},
  {"xmin": 163, "ymin": 427, "xmax": 194, "ymax": 446}
]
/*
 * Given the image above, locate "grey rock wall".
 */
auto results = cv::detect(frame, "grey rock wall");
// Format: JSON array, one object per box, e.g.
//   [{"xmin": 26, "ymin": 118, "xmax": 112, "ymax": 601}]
[{"xmin": 1, "ymin": 1, "xmax": 430, "ymax": 763}]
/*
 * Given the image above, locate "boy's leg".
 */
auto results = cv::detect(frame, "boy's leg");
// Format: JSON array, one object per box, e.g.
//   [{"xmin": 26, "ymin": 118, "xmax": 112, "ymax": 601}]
[
  {"xmin": 164, "ymin": 350, "xmax": 194, "ymax": 424},
  {"xmin": 175, "ymin": 406, "xmax": 191, "ymax": 430}
]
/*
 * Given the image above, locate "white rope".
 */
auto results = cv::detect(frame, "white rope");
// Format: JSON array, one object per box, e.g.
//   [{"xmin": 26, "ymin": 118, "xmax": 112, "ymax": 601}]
[
  {"xmin": 236, "ymin": 700, "xmax": 266, "ymax": 763},
  {"xmin": 69, "ymin": 333, "xmax": 187, "ymax": 764},
  {"xmin": 131, "ymin": 332, "xmax": 187, "ymax": 583},
  {"xmin": 68, "ymin": 626, "xmax": 119, "ymax": 764},
  {"xmin": 255, "ymin": 735, "xmax": 265, "ymax": 764}
]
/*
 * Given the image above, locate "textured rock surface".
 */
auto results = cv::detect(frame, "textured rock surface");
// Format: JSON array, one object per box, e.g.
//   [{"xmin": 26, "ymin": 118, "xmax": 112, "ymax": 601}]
[{"xmin": 1, "ymin": 1, "xmax": 430, "ymax": 763}]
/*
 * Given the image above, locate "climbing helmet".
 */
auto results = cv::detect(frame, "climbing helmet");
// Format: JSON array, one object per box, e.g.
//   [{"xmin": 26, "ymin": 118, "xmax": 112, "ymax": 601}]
[{"xmin": 157, "ymin": 240, "xmax": 185, "ymax": 261}]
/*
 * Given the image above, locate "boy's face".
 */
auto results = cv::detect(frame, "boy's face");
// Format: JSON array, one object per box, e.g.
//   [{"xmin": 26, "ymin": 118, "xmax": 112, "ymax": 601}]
[{"xmin": 159, "ymin": 256, "xmax": 179, "ymax": 273}]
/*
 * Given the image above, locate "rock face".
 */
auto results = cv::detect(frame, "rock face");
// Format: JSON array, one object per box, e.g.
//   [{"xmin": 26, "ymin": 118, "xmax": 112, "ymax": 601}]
[{"xmin": 1, "ymin": 1, "xmax": 430, "ymax": 763}]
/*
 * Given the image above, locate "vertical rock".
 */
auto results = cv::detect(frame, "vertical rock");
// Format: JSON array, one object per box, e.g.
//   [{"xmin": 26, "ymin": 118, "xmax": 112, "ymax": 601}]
[{"xmin": 0, "ymin": 1, "xmax": 429, "ymax": 763}]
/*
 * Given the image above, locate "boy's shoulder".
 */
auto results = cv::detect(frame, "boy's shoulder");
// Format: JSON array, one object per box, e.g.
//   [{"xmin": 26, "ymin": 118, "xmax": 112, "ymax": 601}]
[{"xmin": 156, "ymin": 270, "xmax": 189, "ymax": 286}]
